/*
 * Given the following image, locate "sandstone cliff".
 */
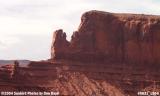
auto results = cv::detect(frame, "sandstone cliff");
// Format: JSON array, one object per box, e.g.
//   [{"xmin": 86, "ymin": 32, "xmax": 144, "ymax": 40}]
[
  {"xmin": 51, "ymin": 10, "xmax": 160, "ymax": 64},
  {"xmin": 1, "ymin": 10, "xmax": 160, "ymax": 96}
]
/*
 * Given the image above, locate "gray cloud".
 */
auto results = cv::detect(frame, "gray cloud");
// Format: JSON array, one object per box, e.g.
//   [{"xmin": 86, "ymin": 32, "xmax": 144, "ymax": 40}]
[
  {"xmin": 0, "ymin": 41, "xmax": 2, "ymax": 45},
  {"xmin": 0, "ymin": 34, "xmax": 51, "ymax": 60},
  {"xmin": 0, "ymin": 40, "xmax": 5, "ymax": 46}
]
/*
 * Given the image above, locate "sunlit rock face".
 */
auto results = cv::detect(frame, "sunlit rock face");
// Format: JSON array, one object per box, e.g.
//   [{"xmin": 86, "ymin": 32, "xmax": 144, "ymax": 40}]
[
  {"xmin": 51, "ymin": 10, "xmax": 160, "ymax": 64},
  {"xmin": 1, "ymin": 10, "xmax": 160, "ymax": 96}
]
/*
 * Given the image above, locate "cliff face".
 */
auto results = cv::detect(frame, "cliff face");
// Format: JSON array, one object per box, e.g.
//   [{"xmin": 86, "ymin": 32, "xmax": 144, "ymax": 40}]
[
  {"xmin": 1, "ymin": 11, "xmax": 160, "ymax": 96},
  {"xmin": 51, "ymin": 10, "xmax": 160, "ymax": 64}
]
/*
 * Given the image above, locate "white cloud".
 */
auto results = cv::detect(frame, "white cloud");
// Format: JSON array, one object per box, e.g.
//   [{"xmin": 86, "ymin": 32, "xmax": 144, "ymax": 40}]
[{"xmin": 1, "ymin": 0, "xmax": 160, "ymax": 35}]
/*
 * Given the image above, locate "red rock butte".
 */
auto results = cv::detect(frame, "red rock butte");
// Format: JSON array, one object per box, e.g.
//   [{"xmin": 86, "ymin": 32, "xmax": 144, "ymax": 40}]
[
  {"xmin": 0, "ymin": 10, "xmax": 160, "ymax": 96},
  {"xmin": 51, "ymin": 10, "xmax": 160, "ymax": 64}
]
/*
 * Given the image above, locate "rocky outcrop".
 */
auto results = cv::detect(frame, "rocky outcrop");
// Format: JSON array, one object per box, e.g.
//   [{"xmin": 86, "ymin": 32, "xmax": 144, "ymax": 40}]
[
  {"xmin": 0, "ymin": 64, "xmax": 14, "ymax": 80},
  {"xmin": 1, "ymin": 10, "xmax": 160, "ymax": 96},
  {"xmin": 51, "ymin": 29, "xmax": 70, "ymax": 60},
  {"xmin": 0, "ymin": 61, "xmax": 126, "ymax": 96},
  {"xmin": 0, "ymin": 61, "xmax": 20, "ymax": 81},
  {"xmin": 48, "ymin": 11, "xmax": 160, "ymax": 95},
  {"xmin": 1, "ymin": 60, "xmax": 159, "ymax": 96},
  {"xmin": 51, "ymin": 10, "xmax": 160, "ymax": 64}
]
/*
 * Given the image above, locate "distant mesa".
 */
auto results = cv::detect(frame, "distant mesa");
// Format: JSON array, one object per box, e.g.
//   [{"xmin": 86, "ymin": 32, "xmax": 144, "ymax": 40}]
[{"xmin": 0, "ymin": 60, "xmax": 30, "ymax": 66}]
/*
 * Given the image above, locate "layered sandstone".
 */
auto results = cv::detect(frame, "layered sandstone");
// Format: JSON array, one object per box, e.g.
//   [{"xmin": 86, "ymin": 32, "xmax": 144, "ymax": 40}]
[
  {"xmin": 1, "ymin": 10, "xmax": 160, "ymax": 96},
  {"xmin": 48, "ymin": 11, "xmax": 160, "ymax": 95},
  {"xmin": 1, "ymin": 60, "xmax": 159, "ymax": 95},
  {"xmin": 0, "ymin": 61, "xmax": 125, "ymax": 96},
  {"xmin": 51, "ymin": 10, "xmax": 160, "ymax": 64},
  {"xmin": 0, "ymin": 64, "xmax": 14, "ymax": 80}
]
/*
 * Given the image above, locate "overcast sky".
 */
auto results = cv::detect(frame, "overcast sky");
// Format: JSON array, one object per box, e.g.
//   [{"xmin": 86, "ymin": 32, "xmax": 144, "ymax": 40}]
[{"xmin": 0, "ymin": 0, "xmax": 160, "ymax": 60}]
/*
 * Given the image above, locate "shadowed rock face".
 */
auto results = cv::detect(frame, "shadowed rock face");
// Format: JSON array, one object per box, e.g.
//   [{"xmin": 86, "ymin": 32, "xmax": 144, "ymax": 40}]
[
  {"xmin": 51, "ymin": 10, "xmax": 160, "ymax": 64},
  {"xmin": 51, "ymin": 29, "xmax": 70, "ymax": 59},
  {"xmin": 0, "ymin": 64, "xmax": 14, "ymax": 80}
]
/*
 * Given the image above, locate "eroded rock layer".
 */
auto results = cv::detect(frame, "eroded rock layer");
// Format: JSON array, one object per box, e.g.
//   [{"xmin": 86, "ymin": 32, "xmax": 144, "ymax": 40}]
[
  {"xmin": 1, "ymin": 10, "xmax": 160, "ymax": 96},
  {"xmin": 51, "ymin": 10, "xmax": 160, "ymax": 64},
  {"xmin": 1, "ymin": 61, "xmax": 159, "ymax": 96}
]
